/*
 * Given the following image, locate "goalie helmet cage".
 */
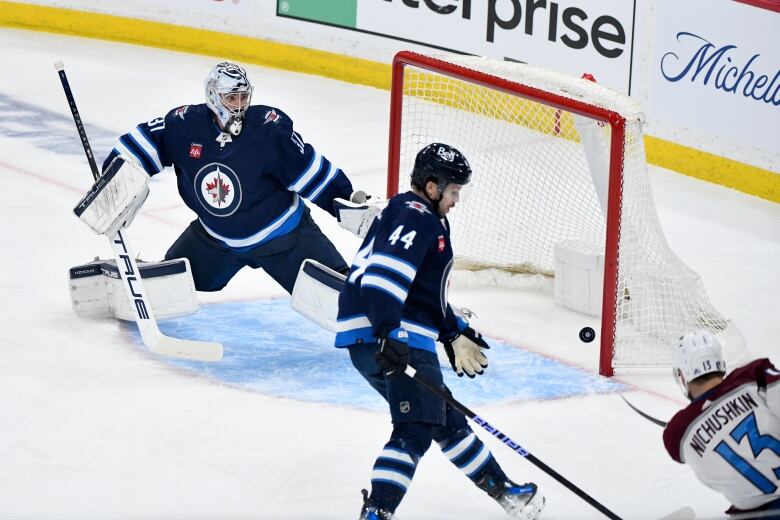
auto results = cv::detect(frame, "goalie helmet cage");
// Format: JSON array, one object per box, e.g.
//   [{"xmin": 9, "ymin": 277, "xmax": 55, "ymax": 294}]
[{"xmin": 386, "ymin": 51, "xmax": 743, "ymax": 377}]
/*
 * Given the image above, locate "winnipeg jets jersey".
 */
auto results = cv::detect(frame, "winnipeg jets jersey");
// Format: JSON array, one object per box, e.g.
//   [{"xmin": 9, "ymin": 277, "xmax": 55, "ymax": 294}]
[
  {"xmin": 102, "ymin": 104, "xmax": 353, "ymax": 249},
  {"xmin": 663, "ymin": 358, "xmax": 780, "ymax": 511},
  {"xmin": 335, "ymin": 191, "xmax": 463, "ymax": 352}
]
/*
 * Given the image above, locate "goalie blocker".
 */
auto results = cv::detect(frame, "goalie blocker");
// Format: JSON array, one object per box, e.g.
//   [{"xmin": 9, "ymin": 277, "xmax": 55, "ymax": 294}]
[
  {"xmin": 73, "ymin": 155, "xmax": 150, "ymax": 237},
  {"xmin": 69, "ymin": 257, "xmax": 198, "ymax": 321}
]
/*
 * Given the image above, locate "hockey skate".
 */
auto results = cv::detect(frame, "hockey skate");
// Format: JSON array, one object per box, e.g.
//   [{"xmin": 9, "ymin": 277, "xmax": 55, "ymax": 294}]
[
  {"xmin": 359, "ymin": 489, "xmax": 396, "ymax": 520},
  {"xmin": 476, "ymin": 475, "xmax": 545, "ymax": 519}
]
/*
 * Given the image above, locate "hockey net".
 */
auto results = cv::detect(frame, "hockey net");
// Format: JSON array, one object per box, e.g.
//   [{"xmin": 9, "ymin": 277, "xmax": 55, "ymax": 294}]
[{"xmin": 387, "ymin": 51, "xmax": 744, "ymax": 376}]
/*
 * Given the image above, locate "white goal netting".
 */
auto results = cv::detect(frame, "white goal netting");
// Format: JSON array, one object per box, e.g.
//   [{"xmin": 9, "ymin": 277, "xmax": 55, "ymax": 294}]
[{"xmin": 390, "ymin": 53, "xmax": 744, "ymax": 371}]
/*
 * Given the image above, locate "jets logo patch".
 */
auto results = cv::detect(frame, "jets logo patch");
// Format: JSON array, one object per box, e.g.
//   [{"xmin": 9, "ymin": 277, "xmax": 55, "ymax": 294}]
[
  {"xmin": 405, "ymin": 201, "xmax": 430, "ymax": 215},
  {"xmin": 189, "ymin": 143, "xmax": 202, "ymax": 159},
  {"xmin": 264, "ymin": 109, "xmax": 281, "ymax": 124},
  {"xmin": 175, "ymin": 105, "xmax": 189, "ymax": 120},
  {"xmin": 193, "ymin": 162, "xmax": 242, "ymax": 217}
]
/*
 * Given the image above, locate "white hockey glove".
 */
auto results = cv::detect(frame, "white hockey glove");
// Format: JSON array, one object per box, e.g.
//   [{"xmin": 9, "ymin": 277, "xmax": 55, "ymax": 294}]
[
  {"xmin": 442, "ymin": 327, "xmax": 490, "ymax": 378},
  {"xmin": 333, "ymin": 190, "xmax": 387, "ymax": 238},
  {"xmin": 74, "ymin": 156, "xmax": 150, "ymax": 237}
]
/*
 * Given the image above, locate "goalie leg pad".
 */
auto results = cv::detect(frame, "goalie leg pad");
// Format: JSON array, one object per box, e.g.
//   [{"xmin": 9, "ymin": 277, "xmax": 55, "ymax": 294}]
[
  {"xmin": 290, "ymin": 259, "xmax": 346, "ymax": 332},
  {"xmin": 69, "ymin": 257, "xmax": 199, "ymax": 321}
]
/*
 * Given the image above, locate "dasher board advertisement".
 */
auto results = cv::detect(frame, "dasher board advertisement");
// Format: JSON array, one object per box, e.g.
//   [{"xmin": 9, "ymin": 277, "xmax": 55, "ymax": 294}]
[
  {"xmin": 650, "ymin": 0, "xmax": 779, "ymax": 157},
  {"xmin": 276, "ymin": 0, "xmax": 638, "ymax": 94}
]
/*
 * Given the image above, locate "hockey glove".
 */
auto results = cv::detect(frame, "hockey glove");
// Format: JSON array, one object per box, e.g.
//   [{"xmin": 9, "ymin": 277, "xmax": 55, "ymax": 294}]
[
  {"xmin": 442, "ymin": 327, "xmax": 490, "ymax": 378},
  {"xmin": 375, "ymin": 328, "xmax": 410, "ymax": 378},
  {"xmin": 333, "ymin": 190, "xmax": 387, "ymax": 238}
]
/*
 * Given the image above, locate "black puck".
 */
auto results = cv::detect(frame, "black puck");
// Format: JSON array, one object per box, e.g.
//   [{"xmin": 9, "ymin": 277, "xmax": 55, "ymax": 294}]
[{"xmin": 579, "ymin": 327, "xmax": 596, "ymax": 343}]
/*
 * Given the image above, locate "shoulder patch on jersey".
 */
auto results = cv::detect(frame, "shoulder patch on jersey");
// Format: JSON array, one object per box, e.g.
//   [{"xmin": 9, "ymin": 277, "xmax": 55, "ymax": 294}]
[
  {"xmin": 405, "ymin": 200, "xmax": 431, "ymax": 215},
  {"xmin": 264, "ymin": 109, "xmax": 281, "ymax": 125},
  {"xmin": 175, "ymin": 105, "xmax": 189, "ymax": 120}
]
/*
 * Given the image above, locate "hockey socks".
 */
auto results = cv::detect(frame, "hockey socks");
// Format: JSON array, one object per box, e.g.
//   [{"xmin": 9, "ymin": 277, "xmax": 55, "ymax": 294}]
[
  {"xmin": 439, "ymin": 427, "xmax": 506, "ymax": 483},
  {"xmin": 369, "ymin": 441, "xmax": 420, "ymax": 512}
]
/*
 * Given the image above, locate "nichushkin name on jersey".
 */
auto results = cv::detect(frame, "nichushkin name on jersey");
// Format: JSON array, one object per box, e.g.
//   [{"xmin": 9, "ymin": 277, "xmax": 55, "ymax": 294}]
[{"xmin": 690, "ymin": 392, "xmax": 758, "ymax": 457}]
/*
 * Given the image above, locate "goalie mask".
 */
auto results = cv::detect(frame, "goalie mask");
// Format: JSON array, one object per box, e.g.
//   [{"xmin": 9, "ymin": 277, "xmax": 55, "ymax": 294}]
[
  {"xmin": 205, "ymin": 62, "xmax": 253, "ymax": 136},
  {"xmin": 672, "ymin": 329, "xmax": 726, "ymax": 399},
  {"xmin": 411, "ymin": 143, "xmax": 472, "ymax": 192}
]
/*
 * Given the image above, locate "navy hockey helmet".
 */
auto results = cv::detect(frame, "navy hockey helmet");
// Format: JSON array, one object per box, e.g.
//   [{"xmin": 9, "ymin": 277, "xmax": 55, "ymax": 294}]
[
  {"xmin": 205, "ymin": 62, "xmax": 253, "ymax": 136},
  {"xmin": 411, "ymin": 143, "xmax": 472, "ymax": 192}
]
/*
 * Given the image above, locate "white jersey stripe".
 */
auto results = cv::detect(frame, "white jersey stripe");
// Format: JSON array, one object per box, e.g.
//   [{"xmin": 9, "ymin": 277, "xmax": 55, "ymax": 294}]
[
  {"xmin": 336, "ymin": 315, "xmax": 371, "ymax": 332},
  {"xmin": 113, "ymin": 143, "xmax": 151, "ymax": 175},
  {"xmin": 361, "ymin": 274, "xmax": 407, "ymax": 303},
  {"xmin": 307, "ymin": 163, "xmax": 339, "ymax": 202},
  {"xmin": 129, "ymin": 127, "xmax": 163, "ymax": 173},
  {"xmin": 288, "ymin": 151, "xmax": 322, "ymax": 193},
  {"xmin": 367, "ymin": 253, "xmax": 417, "ymax": 282},
  {"xmin": 200, "ymin": 195, "xmax": 300, "ymax": 248},
  {"xmin": 401, "ymin": 320, "xmax": 438, "ymax": 340}
]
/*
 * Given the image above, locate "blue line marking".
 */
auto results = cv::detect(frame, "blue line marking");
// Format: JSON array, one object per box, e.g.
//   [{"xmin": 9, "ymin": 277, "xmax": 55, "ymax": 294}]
[{"xmin": 125, "ymin": 299, "xmax": 626, "ymax": 409}]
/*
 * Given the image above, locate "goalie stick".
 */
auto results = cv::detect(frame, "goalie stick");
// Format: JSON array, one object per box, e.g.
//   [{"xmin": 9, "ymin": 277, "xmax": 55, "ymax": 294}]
[
  {"xmin": 55, "ymin": 61, "xmax": 223, "ymax": 362},
  {"xmin": 404, "ymin": 365, "xmax": 624, "ymax": 520}
]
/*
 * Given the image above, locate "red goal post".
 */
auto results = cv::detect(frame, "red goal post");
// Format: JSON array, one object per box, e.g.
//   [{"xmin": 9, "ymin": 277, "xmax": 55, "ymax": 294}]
[{"xmin": 386, "ymin": 51, "xmax": 743, "ymax": 377}]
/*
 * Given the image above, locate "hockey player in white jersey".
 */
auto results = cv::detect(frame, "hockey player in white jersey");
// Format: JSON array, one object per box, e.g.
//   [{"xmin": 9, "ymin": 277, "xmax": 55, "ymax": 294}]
[{"xmin": 663, "ymin": 330, "xmax": 780, "ymax": 518}]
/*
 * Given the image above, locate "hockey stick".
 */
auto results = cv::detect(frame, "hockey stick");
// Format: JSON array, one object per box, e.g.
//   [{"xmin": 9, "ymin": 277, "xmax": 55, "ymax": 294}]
[
  {"xmin": 404, "ymin": 366, "xmax": 624, "ymax": 520},
  {"xmin": 619, "ymin": 394, "xmax": 668, "ymax": 427},
  {"xmin": 55, "ymin": 61, "xmax": 223, "ymax": 362}
]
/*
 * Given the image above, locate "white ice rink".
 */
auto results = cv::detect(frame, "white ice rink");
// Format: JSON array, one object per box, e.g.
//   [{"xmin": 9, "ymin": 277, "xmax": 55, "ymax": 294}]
[{"xmin": 0, "ymin": 28, "xmax": 778, "ymax": 519}]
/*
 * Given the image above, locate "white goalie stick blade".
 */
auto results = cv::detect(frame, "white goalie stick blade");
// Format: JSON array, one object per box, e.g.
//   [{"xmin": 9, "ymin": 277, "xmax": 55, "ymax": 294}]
[
  {"xmin": 109, "ymin": 230, "xmax": 223, "ymax": 362},
  {"xmin": 151, "ymin": 334, "xmax": 223, "ymax": 362},
  {"xmin": 657, "ymin": 506, "xmax": 695, "ymax": 520}
]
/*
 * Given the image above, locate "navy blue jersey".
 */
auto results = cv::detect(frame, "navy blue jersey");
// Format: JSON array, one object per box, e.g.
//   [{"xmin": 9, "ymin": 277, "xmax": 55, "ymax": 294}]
[
  {"xmin": 102, "ymin": 104, "xmax": 353, "ymax": 250},
  {"xmin": 335, "ymin": 191, "xmax": 465, "ymax": 353}
]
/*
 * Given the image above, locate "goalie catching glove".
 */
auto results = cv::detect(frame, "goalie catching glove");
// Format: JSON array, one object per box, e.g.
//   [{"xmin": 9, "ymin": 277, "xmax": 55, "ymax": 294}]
[
  {"xmin": 334, "ymin": 190, "xmax": 387, "ymax": 238},
  {"xmin": 73, "ymin": 156, "xmax": 150, "ymax": 237},
  {"xmin": 443, "ymin": 326, "xmax": 490, "ymax": 378}
]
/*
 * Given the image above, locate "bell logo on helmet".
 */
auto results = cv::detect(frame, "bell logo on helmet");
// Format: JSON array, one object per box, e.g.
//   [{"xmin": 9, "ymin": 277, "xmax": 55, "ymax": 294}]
[{"xmin": 437, "ymin": 146, "xmax": 456, "ymax": 162}]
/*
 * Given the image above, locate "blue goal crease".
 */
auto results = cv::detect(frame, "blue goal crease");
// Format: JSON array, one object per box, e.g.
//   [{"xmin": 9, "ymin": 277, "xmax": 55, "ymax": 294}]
[{"xmin": 124, "ymin": 299, "xmax": 626, "ymax": 410}]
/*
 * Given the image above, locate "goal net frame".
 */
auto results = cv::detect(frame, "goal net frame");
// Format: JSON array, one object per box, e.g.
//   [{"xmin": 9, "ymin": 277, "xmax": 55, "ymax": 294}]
[{"xmin": 385, "ymin": 51, "xmax": 739, "ymax": 377}]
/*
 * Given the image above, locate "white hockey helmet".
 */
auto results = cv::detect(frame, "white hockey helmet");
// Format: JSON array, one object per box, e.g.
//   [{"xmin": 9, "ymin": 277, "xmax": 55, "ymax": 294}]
[
  {"xmin": 205, "ymin": 61, "xmax": 253, "ymax": 136},
  {"xmin": 672, "ymin": 329, "xmax": 726, "ymax": 397}
]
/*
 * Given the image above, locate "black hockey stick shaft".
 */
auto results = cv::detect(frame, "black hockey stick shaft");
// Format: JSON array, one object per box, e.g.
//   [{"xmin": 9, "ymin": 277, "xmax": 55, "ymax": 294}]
[
  {"xmin": 404, "ymin": 366, "xmax": 623, "ymax": 520},
  {"xmin": 619, "ymin": 394, "xmax": 668, "ymax": 427},
  {"xmin": 54, "ymin": 62, "xmax": 100, "ymax": 181}
]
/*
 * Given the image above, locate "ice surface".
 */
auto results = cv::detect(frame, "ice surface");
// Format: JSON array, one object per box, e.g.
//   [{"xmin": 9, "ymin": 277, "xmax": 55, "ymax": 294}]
[{"xmin": 0, "ymin": 28, "xmax": 778, "ymax": 519}]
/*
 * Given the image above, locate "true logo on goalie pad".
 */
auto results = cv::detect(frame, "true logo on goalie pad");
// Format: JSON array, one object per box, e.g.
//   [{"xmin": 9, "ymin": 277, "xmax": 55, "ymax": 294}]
[{"xmin": 193, "ymin": 162, "xmax": 242, "ymax": 217}]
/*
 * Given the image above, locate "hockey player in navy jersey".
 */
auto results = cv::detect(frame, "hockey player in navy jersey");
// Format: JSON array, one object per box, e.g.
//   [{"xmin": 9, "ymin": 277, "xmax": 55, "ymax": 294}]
[
  {"xmin": 79, "ymin": 61, "xmax": 366, "ymax": 294},
  {"xmin": 336, "ymin": 143, "xmax": 545, "ymax": 519},
  {"xmin": 664, "ymin": 330, "xmax": 780, "ymax": 518}
]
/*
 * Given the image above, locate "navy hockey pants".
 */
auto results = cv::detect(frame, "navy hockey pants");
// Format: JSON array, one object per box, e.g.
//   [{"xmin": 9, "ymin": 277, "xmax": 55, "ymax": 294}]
[{"xmin": 164, "ymin": 206, "xmax": 348, "ymax": 293}]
